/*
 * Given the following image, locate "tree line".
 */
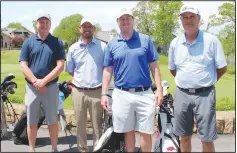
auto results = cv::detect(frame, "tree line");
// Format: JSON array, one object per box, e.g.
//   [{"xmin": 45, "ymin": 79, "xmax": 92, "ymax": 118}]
[{"xmin": 6, "ymin": 2, "xmax": 235, "ymax": 56}]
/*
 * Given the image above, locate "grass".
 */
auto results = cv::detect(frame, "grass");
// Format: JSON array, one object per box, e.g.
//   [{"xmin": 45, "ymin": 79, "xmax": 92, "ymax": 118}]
[{"xmin": 1, "ymin": 50, "xmax": 235, "ymax": 111}]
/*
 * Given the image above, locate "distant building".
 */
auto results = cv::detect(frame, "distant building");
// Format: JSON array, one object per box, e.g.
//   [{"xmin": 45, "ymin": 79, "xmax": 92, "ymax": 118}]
[
  {"xmin": 1, "ymin": 27, "xmax": 34, "ymax": 49},
  {"xmin": 95, "ymin": 31, "xmax": 117, "ymax": 43}
]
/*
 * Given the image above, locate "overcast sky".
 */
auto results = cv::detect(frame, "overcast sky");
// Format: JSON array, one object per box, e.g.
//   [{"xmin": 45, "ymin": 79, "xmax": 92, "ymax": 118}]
[{"xmin": 1, "ymin": 1, "xmax": 229, "ymax": 34}]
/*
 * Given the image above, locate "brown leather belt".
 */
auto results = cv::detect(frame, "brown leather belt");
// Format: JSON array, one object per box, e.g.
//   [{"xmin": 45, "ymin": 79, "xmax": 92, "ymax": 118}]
[{"xmin": 72, "ymin": 84, "xmax": 101, "ymax": 90}]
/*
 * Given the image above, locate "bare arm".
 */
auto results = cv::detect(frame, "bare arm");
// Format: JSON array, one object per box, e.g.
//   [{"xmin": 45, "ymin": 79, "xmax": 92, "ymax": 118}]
[
  {"xmin": 217, "ymin": 66, "xmax": 227, "ymax": 81},
  {"xmin": 42, "ymin": 60, "xmax": 64, "ymax": 85},
  {"xmin": 20, "ymin": 61, "xmax": 37, "ymax": 83},
  {"xmin": 149, "ymin": 61, "xmax": 163, "ymax": 106},
  {"xmin": 170, "ymin": 69, "xmax": 176, "ymax": 77},
  {"xmin": 101, "ymin": 66, "xmax": 113, "ymax": 94}
]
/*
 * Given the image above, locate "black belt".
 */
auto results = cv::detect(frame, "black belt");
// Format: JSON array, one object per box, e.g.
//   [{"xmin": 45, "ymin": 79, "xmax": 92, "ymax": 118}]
[
  {"xmin": 72, "ymin": 84, "xmax": 101, "ymax": 90},
  {"xmin": 178, "ymin": 85, "xmax": 214, "ymax": 94},
  {"xmin": 116, "ymin": 86, "xmax": 150, "ymax": 92}
]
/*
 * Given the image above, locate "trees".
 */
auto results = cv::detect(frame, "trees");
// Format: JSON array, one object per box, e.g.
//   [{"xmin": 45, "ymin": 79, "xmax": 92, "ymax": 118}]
[
  {"xmin": 32, "ymin": 20, "xmax": 37, "ymax": 33},
  {"xmin": 205, "ymin": 2, "xmax": 235, "ymax": 56},
  {"xmin": 110, "ymin": 28, "xmax": 118, "ymax": 34},
  {"xmin": 132, "ymin": 1, "xmax": 183, "ymax": 48},
  {"xmin": 7, "ymin": 22, "xmax": 23, "ymax": 29}
]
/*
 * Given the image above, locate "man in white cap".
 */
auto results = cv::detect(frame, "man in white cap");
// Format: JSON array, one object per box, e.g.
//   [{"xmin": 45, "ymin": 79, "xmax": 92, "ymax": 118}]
[
  {"xmin": 101, "ymin": 8, "xmax": 163, "ymax": 152},
  {"xmin": 66, "ymin": 18, "xmax": 106, "ymax": 152},
  {"xmin": 168, "ymin": 5, "xmax": 227, "ymax": 152},
  {"xmin": 19, "ymin": 12, "xmax": 65, "ymax": 152}
]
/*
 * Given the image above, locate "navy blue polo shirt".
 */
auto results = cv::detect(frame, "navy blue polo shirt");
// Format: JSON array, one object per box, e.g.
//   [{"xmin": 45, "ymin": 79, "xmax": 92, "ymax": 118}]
[
  {"xmin": 103, "ymin": 30, "xmax": 159, "ymax": 88},
  {"xmin": 19, "ymin": 33, "xmax": 65, "ymax": 85}
]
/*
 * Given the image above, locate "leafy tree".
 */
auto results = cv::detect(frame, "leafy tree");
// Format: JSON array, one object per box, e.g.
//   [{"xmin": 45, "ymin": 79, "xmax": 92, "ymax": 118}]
[
  {"xmin": 32, "ymin": 20, "xmax": 37, "ymax": 33},
  {"xmin": 7, "ymin": 22, "xmax": 23, "ymax": 29},
  {"xmin": 132, "ymin": 1, "xmax": 156, "ymax": 37},
  {"xmin": 132, "ymin": 1, "xmax": 183, "ymax": 47},
  {"xmin": 94, "ymin": 23, "xmax": 102, "ymax": 34},
  {"xmin": 207, "ymin": 2, "xmax": 235, "ymax": 55},
  {"xmin": 110, "ymin": 28, "xmax": 118, "ymax": 34},
  {"xmin": 151, "ymin": 1, "xmax": 183, "ymax": 46}
]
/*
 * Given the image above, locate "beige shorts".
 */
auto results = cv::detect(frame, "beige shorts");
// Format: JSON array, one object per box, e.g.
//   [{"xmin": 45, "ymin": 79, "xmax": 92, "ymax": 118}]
[{"xmin": 111, "ymin": 88, "xmax": 156, "ymax": 134}]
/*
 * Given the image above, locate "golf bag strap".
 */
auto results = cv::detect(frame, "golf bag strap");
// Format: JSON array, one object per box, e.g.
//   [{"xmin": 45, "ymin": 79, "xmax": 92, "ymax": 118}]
[{"xmin": 164, "ymin": 133, "xmax": 181, "ymax": 152}]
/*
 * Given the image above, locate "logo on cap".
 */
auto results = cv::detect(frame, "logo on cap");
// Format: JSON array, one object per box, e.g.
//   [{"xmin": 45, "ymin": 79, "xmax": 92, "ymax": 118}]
[{"xmin": 182, "ymin": 6, "xmax": 194, "ymax": 11}]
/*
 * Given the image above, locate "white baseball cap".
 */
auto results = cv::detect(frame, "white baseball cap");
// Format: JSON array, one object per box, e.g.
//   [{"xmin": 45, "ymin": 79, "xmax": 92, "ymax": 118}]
[
  {"xmin": 179, "ymin": 5, "xmax": 200, "ymax": 16},
  {"xmin": 80, "ymin": 18, "xmax": 95, "ymax": 26},
  {"xmin": 117, "ymin": 8, "xmax": 133, "ymax": 19},
  {"xmin": 36, "ymin": 12, "xmax": 51, "ymax": 21}
]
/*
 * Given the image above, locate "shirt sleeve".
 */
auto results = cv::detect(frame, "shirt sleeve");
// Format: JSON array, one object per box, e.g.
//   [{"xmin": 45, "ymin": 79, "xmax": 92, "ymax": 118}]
[
  {"xmin": 147, "ymin": 37, "xmax": 159, "ymax": 63},
  {"xmin": 168, "ymin": 39, "xmax": 176, "ymax": 70},
  {"xmin": 19, "ymin": 39, "xmax": 29, "ymax": 62},
  {"xmin": 56, "ymin": 38, "xmax": 66, "ymax": 60},
  {"xmin": 213, "ymin": 37, "xmax": 227, "ymax": 69},
  {"xmin": 65, "ymin": 46, "xmax": 75, "ymax": 73},
  {"xmin": 103, "ymin": 44, "xmax": 114, "ymax": 67}
]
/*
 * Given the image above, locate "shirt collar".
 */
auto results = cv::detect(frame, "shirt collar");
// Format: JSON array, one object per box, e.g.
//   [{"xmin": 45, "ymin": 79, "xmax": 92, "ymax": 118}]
[
  {"xmin": 34, "ymin": 33, "xmax": 52, "ymax": 41},
  {"xmin": 78, "ymin": 37, "xmax": 96, "ymax": 47},
  {"xmin": 117, "ymin": 29, "xmax": 138, "ymax": 41},
  {"xmin": 181, "ymin": 29, "xmax": 203, "ymax": 44}
]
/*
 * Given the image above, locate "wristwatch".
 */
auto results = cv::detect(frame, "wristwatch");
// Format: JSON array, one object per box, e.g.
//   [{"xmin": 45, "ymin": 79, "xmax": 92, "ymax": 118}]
[{"xmin": 101, "ymin": 93, "xmax": 112, "ymax": 98}]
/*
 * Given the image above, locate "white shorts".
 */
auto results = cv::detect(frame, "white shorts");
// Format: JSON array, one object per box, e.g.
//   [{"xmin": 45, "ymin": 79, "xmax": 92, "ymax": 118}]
[{"xmin": 112, "ymin": 88, "xmax": 156, "ymax": 134}]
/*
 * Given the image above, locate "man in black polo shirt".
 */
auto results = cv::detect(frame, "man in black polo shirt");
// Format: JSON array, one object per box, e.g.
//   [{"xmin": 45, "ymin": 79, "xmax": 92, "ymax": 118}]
[{"xmin": 19, "ymin": 13, "xmax": 65, "ymax": 152}]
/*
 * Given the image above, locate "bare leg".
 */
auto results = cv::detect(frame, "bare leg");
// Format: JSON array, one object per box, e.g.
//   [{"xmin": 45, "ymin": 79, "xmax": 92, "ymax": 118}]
[
  {"xmin": 48, "ymin": 123, "xmax": 59, "ymax": 150},
  {"xmin": 27, "ymin": 124, "xmax": 38, "ymax": 152},
  {"xmin": 140, "ymin": 132, "xmax": 152, "ymax": 152},
  {"xmin": 125, "ymin": 130, "xmax": 135, "ymax": 152},
  {"xmin": 202, "ymin": 141, "xmax": 215, "ymax": 152},
  {"xmin": 180, "ymin": 136, "xmax": 192, "ymax": 152}
]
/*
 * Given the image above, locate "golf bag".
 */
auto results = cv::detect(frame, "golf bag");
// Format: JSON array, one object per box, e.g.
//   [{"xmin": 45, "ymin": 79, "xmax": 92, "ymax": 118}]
[
  {"xmin": 154, "ymin": 81, "xmax": 181, "ymax": 152},
  {"xmin": 1, "ymin": 73, "xmax": 18, "ymax": 140},
  {"xmin": 12, "ymin": 80, "xmax": 72, "ymax": 145},
  {"xmin": 93, "ymin": 82, "xmax": 126, "ymax": 153}
]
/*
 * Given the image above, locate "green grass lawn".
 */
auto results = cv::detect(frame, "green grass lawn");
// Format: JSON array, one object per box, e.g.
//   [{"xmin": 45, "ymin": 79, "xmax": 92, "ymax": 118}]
[{"xmin": 1, "ymin": 50, "xmax": 235, "ymax": 111}]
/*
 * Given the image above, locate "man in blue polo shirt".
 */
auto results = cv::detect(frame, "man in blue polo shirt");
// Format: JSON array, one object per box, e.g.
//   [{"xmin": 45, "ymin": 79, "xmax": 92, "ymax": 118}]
[
  {"xmin": 101, "ymin": 9, "xmax": 163, "ymax": 152},
  {"xmin": 168, "ymin": 5, "xmax": 227, "ymax": 152},
  {"xmin": 19, "ymin": 13, "xmax": 65, "ymax": 152}
]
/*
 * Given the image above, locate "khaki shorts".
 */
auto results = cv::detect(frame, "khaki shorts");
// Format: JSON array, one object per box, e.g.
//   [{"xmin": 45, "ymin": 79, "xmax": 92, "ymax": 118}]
[
  {"xmin": 112, "ymin": 88, "xmax": 156, "ymax": 134},
  {"xmin": 25, "ymin": 83, "xmax": 59, "ymax": 126}
]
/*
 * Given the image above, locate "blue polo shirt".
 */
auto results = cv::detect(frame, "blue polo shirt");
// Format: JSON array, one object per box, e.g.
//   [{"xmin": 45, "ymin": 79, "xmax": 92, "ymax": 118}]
[
  {"xmin": 104, "ymin": 30, "xmax": 159, "ymax": 88},
  {"xmin": 19, "ymin": 34, "xmax": 65, "ymax": 85},
  {"xmin": 168, "ymin": 30, "xmax": 227, "ymax": 88}
]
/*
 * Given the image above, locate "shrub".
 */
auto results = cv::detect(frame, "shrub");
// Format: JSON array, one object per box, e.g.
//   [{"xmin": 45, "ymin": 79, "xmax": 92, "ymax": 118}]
[
  {"xmin": 11, "ymin": 36, "xmax": 24, "ymax": 48},
  {"xmin": 216, "ymin": 97, "xmax": 235, "ymax": 111},
  {"xmin": 8, "ymin": 94, "xmax": 24, "ymax": 104},
  {"xmin": 227, "ymin": 65, "xmax": 235, "ymax": 75}
]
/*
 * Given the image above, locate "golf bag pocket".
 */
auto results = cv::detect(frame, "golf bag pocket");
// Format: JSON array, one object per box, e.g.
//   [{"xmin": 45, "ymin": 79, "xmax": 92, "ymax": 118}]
[{"xmin": 154, "ymin": 106, "xmax": 180, "ymax": 152}]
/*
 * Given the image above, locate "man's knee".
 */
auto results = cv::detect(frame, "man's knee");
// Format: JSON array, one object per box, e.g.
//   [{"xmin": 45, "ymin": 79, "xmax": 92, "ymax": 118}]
[
  {"xmin": 181, "ymin": 136, "xmax": 192, "ymax": 142},
  {"xmin": 202, "ymin": 141, "xmax": 214, "ymax": 146},
  {"xmin": 140, "ymin": 132, "xmax": 152, "ymax": 139}
]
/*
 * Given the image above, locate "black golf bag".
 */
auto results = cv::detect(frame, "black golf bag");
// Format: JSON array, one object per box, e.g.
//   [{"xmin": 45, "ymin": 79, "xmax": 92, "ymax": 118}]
[
  {"xmin": 1, "ymin": 73, "xmax": 18, "ymax": 140},
  {"xmin": 93, "ymin": 84, "xmax": 126, "ymax": 153},
  {"xmin": 153, "ymin": 83, "xmax": 181, "ymax": 152},
  {"xmin": 12, "ymin": 80, "xmax": 72, "ymax": 145}
]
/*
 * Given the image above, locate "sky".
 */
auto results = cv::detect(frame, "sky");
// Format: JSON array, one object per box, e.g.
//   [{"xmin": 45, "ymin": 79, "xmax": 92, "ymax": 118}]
[{"xmin": 1, "ymin": 1, "xmax": 229, "ymax": 35}]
